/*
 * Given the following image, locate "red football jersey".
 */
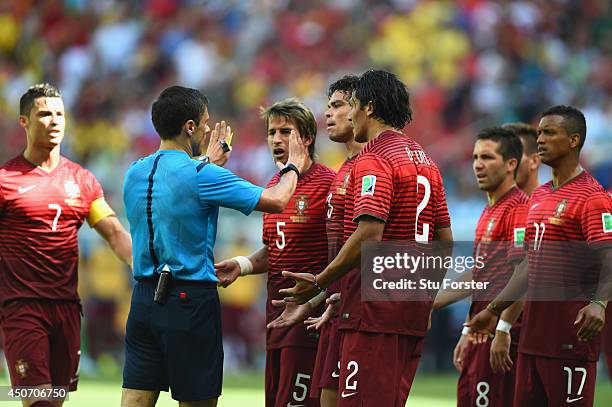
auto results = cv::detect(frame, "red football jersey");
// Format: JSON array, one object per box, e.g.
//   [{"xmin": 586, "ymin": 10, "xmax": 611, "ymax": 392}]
[
  {"xmin": 471, "ymin": 186, "xmax": 529, "ymax": 313},
  {"xmin": 0, "ymin": 155, "xmax": 104, "ymax": 304},
  {"xmin": 339, "ymin": 130, "xmax": 451, "ymax": 336},
  {"xmin": 263, "ymin": 162, "xmax": 336, "ymax": 349},
  {"xmin": 519, "ymin": 171, "xmax": 612, "ymax": 361},
  {"xmin": 324, "ymin": 156, "xmax": 356, "ymax": 295}
]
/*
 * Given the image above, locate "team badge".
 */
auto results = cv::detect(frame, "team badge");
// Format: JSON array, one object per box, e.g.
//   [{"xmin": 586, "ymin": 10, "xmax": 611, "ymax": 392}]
[
  {"xmin": 549, "ymin": 199, "xmax": 568, "ymax": 225},
  {"xmin": 361, "ymin": 175, "xmax": 376, "ymax": 196},
  {"xmin": 603, "ymin": 212, "xmax": 612, "ymax": 233},
  {"xmin": 15, "ymin": 359, "xmax": 28, "ymax": 378},
  {"xmin": 481, "ymin": 217, "xmax": 496, "ymax": 243},
  {"xmin": 64, "ymin": 180, "xmax": 81, "ymax": 206},
  {"xmin": 514, "ymin": 227, "xmax": 526, "ymax": 248},
  {"xmin": 337, "ymin": 170, "xmax": 351, "ymax": 195},
  {"xmin": 291, "ymin": 195, "xmax": 309, "ymax": 223}
]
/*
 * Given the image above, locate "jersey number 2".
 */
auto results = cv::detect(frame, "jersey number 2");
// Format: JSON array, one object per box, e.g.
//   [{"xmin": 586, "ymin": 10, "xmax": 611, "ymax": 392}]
[{"xmin": 415, "ymin": 175, "xmax": 431, "ymax": 242}]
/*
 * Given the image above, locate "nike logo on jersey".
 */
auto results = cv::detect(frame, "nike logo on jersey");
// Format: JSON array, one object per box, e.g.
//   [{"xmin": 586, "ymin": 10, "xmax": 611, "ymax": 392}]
[
  {"xmin": 18, "ymin": 185, "xmax": 37, "ymax": 194},
  {"xmin": 341, "ymin": 391, "xmax": 357, "ymax": 398},
  {"xmin": 530, "ymin": 202, "xmax": 541, "ymax": 210},
  {"xmin": 566, "ymin": 396, "xmax": 583, "ymax": 403},
  {"xmin": 331, "ymin": 370, "xmax": 340, "ymax": 378}
]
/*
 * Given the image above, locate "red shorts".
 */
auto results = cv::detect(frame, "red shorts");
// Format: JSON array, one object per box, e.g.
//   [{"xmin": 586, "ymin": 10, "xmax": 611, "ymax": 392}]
[
  {"xmin": 265, "ymin": 347, "xmax": 319, "ymax": 407},
  {"xmin": 457, "ymin": 340, "xmax": 516, "ymax": 407},
  {"xmin": 310, "ymin": 317, "xmax": 341, "ymax": 398},
  {"xmin": 514, "ymin": 353, "xmax": 596, "ymax": 407},
  {"xmin": 0, "ymin": 300, "xmax": 81, "ymax": 391},
  {"xmin": 337, "ymin": 331, "xmax": 423, "ymax": 407}
]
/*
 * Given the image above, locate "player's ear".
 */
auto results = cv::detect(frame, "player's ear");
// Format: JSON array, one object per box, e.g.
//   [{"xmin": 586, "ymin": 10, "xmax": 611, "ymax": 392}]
[
  {"xmin": 184, "ymin": 119, "xmax": 196, "ymax": 137},
  {"xmin": 568, "ymin": 133, "xmax": 581, "ymax": 150},
  {"xmin": 365, "ymin": 101, "xmax": 375, "ymax": 118},
  {"xmin": 301, "ymin": 133, "xmax": 314, "ymax": 148},
  {"xmin": 18, "ymin": 115, "xmax": 28, "ymax": 130}
]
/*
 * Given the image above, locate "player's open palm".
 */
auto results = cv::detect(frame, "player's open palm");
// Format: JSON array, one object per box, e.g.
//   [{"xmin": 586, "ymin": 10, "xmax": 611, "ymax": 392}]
[
  {"xmin": 305, "ymin": 293, "xmax": 340, "ymax": 331},
  {"xmin": 490, "ymin": 331, "xmax": 513, "ymax": 374},
  {"xmin": 575, "ymin": 302, "xmax": 605, "ymax": 342},
  {"xmin": 279, "ymin": 271, "xmax": 320, "ymax": 304},
  {"xmin": 267, "ymin": 300, "xmax": 314, "ymax": 329},
  {"xmin": 465, "ymin": 309, "xmax": 497, "ymax": 344},
  {"xmin": 453, "ymin": 334, "xmax": 469, "ymax": 372},
  {"xmin": 214, "ymin": 259, "xmax": 241, "ymax": 288},
  {"xmin": 206, "ymin": 121, "xmax": 233, "ymax": 167}
]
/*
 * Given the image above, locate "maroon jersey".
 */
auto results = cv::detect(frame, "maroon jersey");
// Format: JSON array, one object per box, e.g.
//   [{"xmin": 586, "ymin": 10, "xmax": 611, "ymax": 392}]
[
  {"xmin": 519, "ymin": 171, "xmax": 612, "ymax": 361},
  {"xmin": 0, "ymin": 155, "xmax": 104, "ymax": 304},
  {"xmin": 263, "ymin": 162, "xmax": 335, "ymax": 349},
  {"xmin": 324, "ymin": 156, "xmax": 356, "ymax": 295},
  {"xmin": 339, "ymin": 130, "xmax": 451, "ymax": 336},
  {"xmin": 471, "ymin": 186, "xmax": 528, "ymax": 313}
]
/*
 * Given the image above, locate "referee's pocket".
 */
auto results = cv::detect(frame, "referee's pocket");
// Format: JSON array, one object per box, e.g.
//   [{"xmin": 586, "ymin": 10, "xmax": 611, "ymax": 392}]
[{"xmin": 167, "ymin": 290, "xmax": 219, "ymax": 334}]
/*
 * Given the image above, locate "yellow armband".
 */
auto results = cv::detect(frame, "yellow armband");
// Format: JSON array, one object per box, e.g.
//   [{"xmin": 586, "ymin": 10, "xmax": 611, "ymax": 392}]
[{"xmin": 87, "ymin": 197, "xmax": 115, "ymax": 227}]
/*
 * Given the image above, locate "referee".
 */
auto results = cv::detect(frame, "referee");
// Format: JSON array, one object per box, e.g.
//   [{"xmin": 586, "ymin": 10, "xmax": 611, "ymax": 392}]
[{"xmin": 121, "ymin": 86, "xmax": 308, "ymax": 407}]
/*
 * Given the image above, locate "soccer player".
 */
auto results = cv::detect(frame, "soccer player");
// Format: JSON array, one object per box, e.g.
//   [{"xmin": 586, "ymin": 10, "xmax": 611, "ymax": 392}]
[
  {"xmin": 279, "ymin": 70, "xmax": 453, "ymax": 406},
  {"xmin": 0, "ymin": 83, "xmax": 133, "ymax": 407},
  {"xmin": 121, "ymin": 87, "xmax": 309, "ymax": 407},
  {"xmin": 215, "ymin": 98, "xmax": 335, "ymax": 407},
  {"xmin": 467, "ymin": 106, "xmax": 612, "ymax": 406},
  {"xmin": 504, "ymin": 123, "xmax": 541, "ymax": 196},
  {"xmin": 267, "ymin": 75, "xmax": 365, "ymax": 407},
  {"xmin": 435, "ymin": 127, "xmax": 528, "ymax": 406}
]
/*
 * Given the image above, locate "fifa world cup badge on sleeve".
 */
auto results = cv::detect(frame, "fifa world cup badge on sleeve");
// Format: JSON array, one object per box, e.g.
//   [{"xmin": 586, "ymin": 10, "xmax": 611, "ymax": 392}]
[
  {"xmin": 361, "ymin": 175, "xmax": 376, "ymax": 196},
  {"xmin": 603, "ymin": 212, "xmax": 612, "ymax": 233}
]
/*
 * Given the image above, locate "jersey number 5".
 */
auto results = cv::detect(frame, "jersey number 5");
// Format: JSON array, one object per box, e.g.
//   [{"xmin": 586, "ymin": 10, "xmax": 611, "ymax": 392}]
[{"xmin": 276, "ymin": 221, "xmax": 286, "ymax": 250}]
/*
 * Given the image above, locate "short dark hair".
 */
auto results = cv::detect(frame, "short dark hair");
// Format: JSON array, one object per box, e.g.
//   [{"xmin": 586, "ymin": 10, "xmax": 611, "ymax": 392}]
[
  {"xmin": 20, "ymin": 83, "xmax": 61, "ymax": 116},
  {"xmin": 503, "ymin": 122, "xmax": 538, "ymax": 155},
  {"xmin": 151, "ymin": 86, "xmax": 208, "ymax": 140},
  {"xmin": 541, "ymin": 105, "xmax": 587, "ymax": 150},
  {"xmin": 260, "ymin": 98, "xmax": 317, "ymax": 159},
  {"xmin": 476, "ymin": 126, "xmax": 523, "ymax": 177},
  {"xmin": 353, "ymin": 70, "xmax": 412, "ymax": 129},
  {"xmin": 328, "ymin": 75, "xmax": 359, "ymax": 99}
]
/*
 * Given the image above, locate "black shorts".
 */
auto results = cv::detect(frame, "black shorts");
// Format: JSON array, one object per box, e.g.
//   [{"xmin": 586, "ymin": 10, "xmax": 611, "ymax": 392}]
[{"xmin": 123, "ymin": 279, "xmax": 223, "ymax": 401}]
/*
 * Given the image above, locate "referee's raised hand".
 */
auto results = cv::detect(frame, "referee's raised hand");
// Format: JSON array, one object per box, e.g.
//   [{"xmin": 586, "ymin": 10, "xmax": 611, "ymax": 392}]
[
  {"xmin": 284, "ymin": 129, "xmax": 308, "ymax": 173},
  {"xmin": 206, "ymin": 120, "xmax": 233, "ymax": 166}
]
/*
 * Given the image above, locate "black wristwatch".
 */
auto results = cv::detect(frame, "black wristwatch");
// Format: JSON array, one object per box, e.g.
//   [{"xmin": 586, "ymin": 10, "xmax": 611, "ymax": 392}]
[{"xmin": 279, "ymin": 163, "xmax": 300, "ymax": 178}]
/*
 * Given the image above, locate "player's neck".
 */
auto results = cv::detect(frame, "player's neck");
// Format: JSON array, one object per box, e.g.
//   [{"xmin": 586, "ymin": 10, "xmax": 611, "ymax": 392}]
[
  {"xmin": 159, "ymin": 137, "xmax": 192, "ymax": 156},
  {"xmin": 368, "ymin": 121, "xmax": 395, "ymax": 142},
  {"xmin": 345, "ymin": 139, "xmax": 364, "ymax": 158},
  {"xmin": 486, "ymin": 177, "xmax": 516, "ymax": 207},
  {"xmin": 520, "ymin": 176, "xmax": 540, "ymax": 196},
  {"xmin": 23, "ymin": 145, "xmax": 61, "ymax": 172},
  {"xmin": 551, "ymin": 157, "xmax": 582, "ymax": 189}
]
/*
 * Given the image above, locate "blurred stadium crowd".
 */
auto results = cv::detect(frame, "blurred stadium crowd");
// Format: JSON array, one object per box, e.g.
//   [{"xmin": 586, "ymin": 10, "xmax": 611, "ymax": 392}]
[{"xmin": 0, "ymin": 0, "xmax": 610, "ymax": 375}]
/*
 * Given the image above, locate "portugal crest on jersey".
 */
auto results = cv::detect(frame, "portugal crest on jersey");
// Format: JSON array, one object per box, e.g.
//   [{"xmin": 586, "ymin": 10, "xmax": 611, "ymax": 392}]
[
  {"xmin": 15, "ymin": 359, "xmax": 28, "ymax": 378},
  {"xmin": 549, "ymin": 199, "xmax": 568, "ymax": 225},
  {"xmin": 291, "ymin": 195, "xmax": 309, "ymax": 223},
  {"xmin": 64, "ymin": 180, "xmax": 82, "ymax": 206},
  {"xmin": 337, "ymin": 170, "xmax": 351, "ymax": 195}
]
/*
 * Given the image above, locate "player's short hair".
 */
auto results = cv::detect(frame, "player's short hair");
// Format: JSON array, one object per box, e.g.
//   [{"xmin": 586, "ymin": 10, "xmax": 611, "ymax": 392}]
[
  {"xmin": 541, "ymin": 105, "xmax": 587, "ymax": 150},
  {"xmin": 476, "ymin": 126, "xmax": 523, "ymax": 177},
  {"xmin": 260, "ymin": 98, "xmax": 317, "ymax": 159},
  {"xmin": 503, "ymin": 122, "xmax": 538, "ymax": 155},
  {"xmin": 152, "ymin": 86, "xmax": 208, "ymax": 140},
  {"xmin": 328, "ymin": 75, "xmax": 359, "ymax": 99},
  {"xmin": 19, "ymin": 83, "xmax": 62, "ymax": 116},
  {"xmin": 353, "ymin": 70, "xmax": 412, "ymax": 129}
]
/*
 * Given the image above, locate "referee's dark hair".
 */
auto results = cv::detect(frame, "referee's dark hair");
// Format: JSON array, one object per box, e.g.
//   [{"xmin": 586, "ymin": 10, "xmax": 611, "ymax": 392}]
[
  {"xmin": 541, "ymin": 105, "xmax": 587, "ymax": 150},
  {"xmin": 20, "ymin": 83, "xmax": 61, "ymax": 116},
  {"xmin": 353, "ymin": 70, "xmax": 412, "ymax": 130},
  {"xmin": 152, "ymin": 86, "xmax": 209, "ymax": 140},
  {"xmin": 476, "ymin": 126, "xmax": 523, "ymax": 178}
]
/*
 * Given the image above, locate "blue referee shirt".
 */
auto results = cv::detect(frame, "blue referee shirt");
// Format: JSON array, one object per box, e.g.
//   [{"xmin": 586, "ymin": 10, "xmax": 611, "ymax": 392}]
[{"xmin": 123, "ymin": 150, "xmax": 263, "ymax": 282}]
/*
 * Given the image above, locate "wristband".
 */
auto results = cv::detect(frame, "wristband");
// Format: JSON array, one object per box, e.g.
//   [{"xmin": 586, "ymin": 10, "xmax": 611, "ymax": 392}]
[
  {"xmin": 307, "ymin": 290, "xmax": 327, "ymax": 308},
  {"xmin": 461, "ymin": 326, "xmax": 471, "ymax": 335},
  {"xmin": 233, "ymin": 256, "xmax": 253, "ymax": 276},
  {"xmin": 279, "ymin": 163, "xmax": 300, "ymax": 178},
  {"xmin": 496, "ymin": 320, "xmax": 512, "ymax": 334},
  {"xmin": 591, "ymin": 300, "xmax": 607, "ymax": 310}
]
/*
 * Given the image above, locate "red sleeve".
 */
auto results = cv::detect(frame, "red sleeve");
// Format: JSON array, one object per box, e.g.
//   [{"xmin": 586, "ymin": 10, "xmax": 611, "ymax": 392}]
[
  {"xmin": 81, "ymin": 168, "xmax": 104, "ymax": 206},
  {"xmin": 432, "ymin": 169, "xmax": 451, "ymax": 228},
  {"xmin": 581, "ymin": 191, "xmax": 612, "ymax": 250},
  {"xmin": 0, "ymin": 181, "xmax": 5, "ymax": 214},
  {"xmin": 507, "ymin": 203, "xmax": 529, "ymax": 262},
  {"xmin": 262, "ymin": 213, "xmax": 270, "ymax": 245},
  {"xmin": 352, "ymin": 153, "xmax": 393, "ymax": 223}
]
